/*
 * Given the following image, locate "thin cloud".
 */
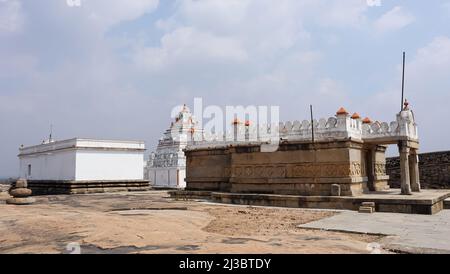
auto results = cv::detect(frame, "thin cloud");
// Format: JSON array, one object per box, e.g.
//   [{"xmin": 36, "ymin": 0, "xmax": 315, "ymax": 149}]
[{"xmin": 373, "ymin": 6, "xmax": 415, "ymax": 33}]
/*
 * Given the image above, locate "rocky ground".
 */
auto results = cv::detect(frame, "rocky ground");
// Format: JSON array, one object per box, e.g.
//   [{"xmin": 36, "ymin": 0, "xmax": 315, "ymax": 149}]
[{"xmin": 0, "ymin": 191, "xmax": 386, "ymax": 254}]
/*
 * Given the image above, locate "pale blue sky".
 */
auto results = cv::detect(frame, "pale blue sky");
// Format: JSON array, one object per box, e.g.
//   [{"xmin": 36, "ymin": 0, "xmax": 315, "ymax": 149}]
[{"xmin": 1, "ymin": 0, "xmax": 450, "ymax": 177}]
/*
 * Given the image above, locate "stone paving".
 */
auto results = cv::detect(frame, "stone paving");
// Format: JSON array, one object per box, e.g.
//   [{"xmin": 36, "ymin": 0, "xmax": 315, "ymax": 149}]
[{"xmin": 299, "ymin": 210, "xmax": 450, "ymax": 253}]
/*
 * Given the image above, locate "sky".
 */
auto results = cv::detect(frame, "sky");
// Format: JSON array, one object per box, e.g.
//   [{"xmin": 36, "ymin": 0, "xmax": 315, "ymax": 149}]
[{"xmin": 1, "ymin": 0, "xmax": 450, "ymax": 177}]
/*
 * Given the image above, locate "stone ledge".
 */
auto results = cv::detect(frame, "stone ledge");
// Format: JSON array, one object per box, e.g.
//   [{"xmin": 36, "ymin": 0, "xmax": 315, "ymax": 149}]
[
  {"xmin": 206, "ymin": 189, "xmax": 450, "ymax": 215},
  {"xmin": 27, "ymin": 180, "xmax": 150, "ymax": 195},
  {"xmin": 168, "ymin": 190, "xmax": 212, "ymax": 200}
]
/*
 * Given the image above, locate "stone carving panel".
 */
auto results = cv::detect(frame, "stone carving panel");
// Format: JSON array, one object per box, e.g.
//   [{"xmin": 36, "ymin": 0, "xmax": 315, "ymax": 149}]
[
  {"xmin": 232, "ymin": 162, "xmax": 366, "ymax": 179},
  {"xmin": 292, "ymin": 162, "xmax": 366, "ymax": 178},
  {"xmin": 232, "ymin": 166, "xmax": 286, "ymax": 178},
  {"xmin": 374, "ymin": 162, "xmax": 386, "ymax": 176}
]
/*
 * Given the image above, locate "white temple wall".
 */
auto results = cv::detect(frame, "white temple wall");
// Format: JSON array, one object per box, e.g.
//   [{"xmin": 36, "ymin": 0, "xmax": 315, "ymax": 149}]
[
  {"xmin": 19, "ymin": 150, "xmax": 76, "ymax": 181},
  {"xmin": 75, "ymin": 150, "xmax": 144, "ymax": 181}
]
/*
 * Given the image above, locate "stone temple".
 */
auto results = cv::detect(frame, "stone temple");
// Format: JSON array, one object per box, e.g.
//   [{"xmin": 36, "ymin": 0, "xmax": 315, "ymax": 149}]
[
  {"xmin": 171, "ymin": 102, "xmax": 450, "ymax": 214},
  {"xmin": 145, "ymin": 105, "xmax": 202, "ymax": 188}
]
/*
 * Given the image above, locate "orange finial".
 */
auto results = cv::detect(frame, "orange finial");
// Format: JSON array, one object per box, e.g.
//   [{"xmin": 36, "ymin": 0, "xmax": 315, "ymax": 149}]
[
  {"xmin": 351, "ymin": 112, "xmax": 361, "ymax": 119},
  {"xmin": 362, "ymin": 117, "xmax": 372, "ymax": 124},
  {"xmin": 232, "ymin": 118, "xmax": 241, "ymax": 125},
  {"xmin": 336, "ymin": 107, "xmax": 349, "ymax": 115}
]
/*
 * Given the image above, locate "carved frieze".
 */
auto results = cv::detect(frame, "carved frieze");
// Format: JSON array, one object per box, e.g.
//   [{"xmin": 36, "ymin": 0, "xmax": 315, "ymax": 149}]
[
  {"xmin": 232, "ymin": 161, "xmax": 366, "ymax": 179},
  {"xmin": 233, "ymin": 166, "xmax": 286, "ymax": 178}
]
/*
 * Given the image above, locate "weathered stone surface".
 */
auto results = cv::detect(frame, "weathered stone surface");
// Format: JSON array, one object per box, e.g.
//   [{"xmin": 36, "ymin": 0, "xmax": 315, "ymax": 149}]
[
  {"xmin": 26, "ymin": 180, "xmax": 150, "ymax": 195},
  {"xmin": 0, "ymin": 191, "xmax": 381, "ymax": 254},
  {"xmin": 387, "ymin": 151, "xmax": 450, "ymax": 189},
  {"xmin": 185, "ymin": 140, "xmax": 387, "ymax": 197},
  {"xmin": 6, "ymin": 197, "xmax": 36, "ymax": 205},
  {"xmin": 15, "ymin": 179, "xmax": 27, "ymax": 189},
  {"xmin": 331, "ymin": 184, "xmax": 341, "ymax": 196},
  {"xmin": 299, "ymin": 210, "xmax": 450, "ymax": 253},
  {"xmin": 361, "ymin": 202, "xmax": 375, "ymax": 208},
  {"xmin": 206, "ymin": 189, "xmax": 450, "ymax": 215},
  {"xmin": 358, "ymin": 206, "xmax": 374, "ymax": 213},
  {"xmin": 9, "ymin": 188, "xmax": 32, "ymax": 198}
]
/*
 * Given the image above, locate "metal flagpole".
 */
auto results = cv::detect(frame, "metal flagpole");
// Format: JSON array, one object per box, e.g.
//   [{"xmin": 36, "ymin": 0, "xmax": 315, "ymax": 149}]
[
  {"xmin": 401, "ymin": 51, "xmax": 406, "ymax": 111},
  {"xmin": 310, "ymin": 105, "xmax": 315, "ymax": 144}
]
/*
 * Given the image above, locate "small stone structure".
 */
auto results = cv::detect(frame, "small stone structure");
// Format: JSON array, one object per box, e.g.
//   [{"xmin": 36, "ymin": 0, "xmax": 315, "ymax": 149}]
[
  {"xmin": 184, "ymin": 102, "xmax": 421, "ymax": 197},
  {"xmin": 6, "ymin": 179, "xmax": 35, "ymax": 205},
  {"xmin": 387, "ymin": 151, "xmax": 450, "ymax": 189}
]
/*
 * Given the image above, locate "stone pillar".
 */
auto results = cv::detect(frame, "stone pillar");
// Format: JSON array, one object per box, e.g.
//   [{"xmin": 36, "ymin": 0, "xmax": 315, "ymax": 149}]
[
  {"xmin": 366, "ymin": 147, "xmax": 376, "ymax": 192},
  {"xmin": 398, "ymin": 142, "xmax": 412, "ymax": 195},
  {"xmin": 409, "ymin": 149, "xmax": 421, "ymax": 192}
]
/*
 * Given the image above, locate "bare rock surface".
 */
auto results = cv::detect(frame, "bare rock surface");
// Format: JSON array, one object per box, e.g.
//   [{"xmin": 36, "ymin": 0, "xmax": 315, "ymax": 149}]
[{"xmin": 0, "ymin": 191, "xmax": 384, "ymax": 254}]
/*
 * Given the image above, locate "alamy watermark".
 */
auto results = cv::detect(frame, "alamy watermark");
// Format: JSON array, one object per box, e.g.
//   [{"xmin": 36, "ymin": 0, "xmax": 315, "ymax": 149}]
[
  {"xmin": 366, "ymin": 242, "xmax": 382, "ymax": 254},
  {"xmin": 367, "ymin": 0, "xmax": 382, "ymax": 7},
  {"xmin": 66, "ymin": 0, "xmax": 82, "ymax": 7},
  {"xmin": 170, "ymin": 98, "xmax": 281, "ymax": 152},
  {"xmin": 66, "ymin": 242, "xmax": 81, "ymax": 254}
]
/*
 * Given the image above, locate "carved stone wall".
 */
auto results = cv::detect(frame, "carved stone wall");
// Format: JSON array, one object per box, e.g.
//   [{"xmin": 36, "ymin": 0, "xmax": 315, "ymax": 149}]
[{"xmin": 185, "ymin": 140, "xmax": 385, "ymax": 197}]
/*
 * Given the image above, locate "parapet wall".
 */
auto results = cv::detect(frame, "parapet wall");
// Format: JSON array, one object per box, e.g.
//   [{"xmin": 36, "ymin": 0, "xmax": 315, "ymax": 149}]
[
  {"xmin": 187, "ymin": 108, "xmax": 419, "ymax": 149},
  {"xmin": 386, "ymin": 151, "xmax": 450, "ymax": 189}
]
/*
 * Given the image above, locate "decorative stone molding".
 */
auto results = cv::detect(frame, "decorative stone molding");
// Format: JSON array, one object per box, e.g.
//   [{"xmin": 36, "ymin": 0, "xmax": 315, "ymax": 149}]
[{"xmin": 230, "ymin": 162, "xmax": 366, "ymax": 179}]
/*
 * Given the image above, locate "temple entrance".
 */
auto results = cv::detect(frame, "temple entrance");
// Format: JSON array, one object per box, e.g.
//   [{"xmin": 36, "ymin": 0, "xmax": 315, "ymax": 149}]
[{"xmin": 365, "ymin": 140, "xmax": 421, "ymax": 195}]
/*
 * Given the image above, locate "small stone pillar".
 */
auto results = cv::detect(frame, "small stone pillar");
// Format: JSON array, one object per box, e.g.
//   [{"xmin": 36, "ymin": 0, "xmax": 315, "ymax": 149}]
[
  {"xmin": 409, "ymin": 149, "xmax": 421, "ymax": 192},
  {"xmin": 366, "ymin": 147, "xmax": 376, "ymax": 192},
  {"xmin": 6, "ymin": 178, "xmax": 35, "ymax": 205},
  {"xmin": 398, "ymin": 142, "xmax": 412, "ymax": 195}
]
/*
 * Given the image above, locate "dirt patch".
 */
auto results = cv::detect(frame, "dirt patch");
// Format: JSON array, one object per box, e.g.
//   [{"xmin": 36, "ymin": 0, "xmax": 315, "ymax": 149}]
[
  {"xmin": 200, "ymin": 206, "xmax": 336, "ymax": 236},
  {"xmin": 199, "ymin": 205, "xmax": 384, "ymax": 246}
]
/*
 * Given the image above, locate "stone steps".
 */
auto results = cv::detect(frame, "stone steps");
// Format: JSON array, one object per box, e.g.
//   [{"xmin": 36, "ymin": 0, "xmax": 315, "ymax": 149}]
[{"xmin": 359, "ymin": 202, "xmax": 376, "ymax": 214}]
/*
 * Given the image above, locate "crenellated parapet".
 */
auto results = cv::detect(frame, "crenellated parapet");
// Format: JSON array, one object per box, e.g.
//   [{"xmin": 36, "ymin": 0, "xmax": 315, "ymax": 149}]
[{"xmin": 186, "ymin": 105, "xmax": 419, "ymax": 150}]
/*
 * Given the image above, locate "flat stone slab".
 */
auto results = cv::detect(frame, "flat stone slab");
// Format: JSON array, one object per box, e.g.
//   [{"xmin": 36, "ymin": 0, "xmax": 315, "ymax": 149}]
[
  {"xmin": 6, "ymin": 197, "xmax": 36, "ymax": 205},
  {"xmin": 210, "ymin": 189, "xmax": 450, "ymax": 215},
  {"xmin": 299, "ymin": 210, "xmax": 450, "ymax": 253}
]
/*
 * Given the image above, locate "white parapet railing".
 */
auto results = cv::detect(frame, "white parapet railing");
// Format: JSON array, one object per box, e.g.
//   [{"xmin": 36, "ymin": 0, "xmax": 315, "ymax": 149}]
[{"xmin": 184, "ymin": 108, "xmax": 419, "ymax": 150}]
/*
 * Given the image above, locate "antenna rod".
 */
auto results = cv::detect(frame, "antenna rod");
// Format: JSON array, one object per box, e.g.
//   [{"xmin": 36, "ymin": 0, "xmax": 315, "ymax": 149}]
[
  {"xmin": 401, "ymin": 51, "xmax": 406, "ymax": 111},
  {"xmin": 310, "ymin": 105, "xmax": 315, "ymax": 143}
]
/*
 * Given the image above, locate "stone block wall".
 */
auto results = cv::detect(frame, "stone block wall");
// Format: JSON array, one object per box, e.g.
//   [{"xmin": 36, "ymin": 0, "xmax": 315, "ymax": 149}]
[
  {"xmin": 386, "ymin": 151, "xmax": 450, "ymax": 189},
  {"xmin": 185, "ymin": 140, "xmax": 386, "ymax": 197}
]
